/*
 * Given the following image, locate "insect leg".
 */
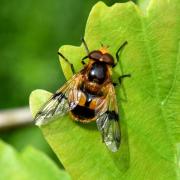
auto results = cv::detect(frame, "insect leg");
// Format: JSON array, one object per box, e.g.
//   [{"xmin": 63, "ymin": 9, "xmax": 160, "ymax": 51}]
[
  {"xmin": 113, "ymin": 74, "xmax": 131, "ymax": 86},
  {"xmin": 113, "ymin": 41, "xmax": 128, "ymax": 68},
  {"xmin": 112, "ymin": 82, "xmax": 117, "ymax": 87},
  {"xmin": 116, "ymin": 41, "xmax": 128, "ymax": 63},
  {"xmin": 118, "ymin": 74, "xmax": 131, "ymax": 84},
  {"xmin": 114, "ymin": 42, "xmax": 130, "ymax": 102},
  {"xmin": 58, "ymin": 52, "xmax": 75, "ymax": 74},
  {"xmin": 81, "ymin": 37, "xmax": 90, "ymax": 54},
  {"xmin": 113, "ymin": 74, "xmax": 131, "ymax": 102},
  {"xmin": 81, "ymin": 38, "xmax": 90, "ymax": 65},
  {"xmin": 81, "ymin": 55, "xmax": 88, "ymax": 65}
]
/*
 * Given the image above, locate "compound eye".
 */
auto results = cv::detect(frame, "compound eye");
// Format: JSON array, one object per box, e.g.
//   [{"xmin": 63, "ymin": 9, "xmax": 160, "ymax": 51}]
[
  {"xmin": 102, "ymin": 54, "xmax": 114, "ymax": 65},
  {"xmin": 89, "ymin": 51, "xmax": 102, "ymax": 61}
]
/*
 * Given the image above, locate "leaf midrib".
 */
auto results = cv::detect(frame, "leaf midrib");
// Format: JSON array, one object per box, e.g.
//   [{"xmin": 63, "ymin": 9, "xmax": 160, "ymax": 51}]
[
  {"xmin": 162, "ymin": 42, "xmax": 180, "ymax": 106},
  {"xmin": 139, "ymin": 10, "xmax": 175, "ymax": 161}
]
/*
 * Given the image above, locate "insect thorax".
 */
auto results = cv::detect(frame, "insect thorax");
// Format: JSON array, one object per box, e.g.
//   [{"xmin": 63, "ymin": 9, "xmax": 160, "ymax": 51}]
[{"xmin": 88, "ymin": 61, "xmax": 107, "ymax": 84}]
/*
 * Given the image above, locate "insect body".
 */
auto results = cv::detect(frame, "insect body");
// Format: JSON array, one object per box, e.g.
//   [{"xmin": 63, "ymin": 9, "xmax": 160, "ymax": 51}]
[{"xmin": 35, "ymin": 39, "xmax": 130, "ymax": 152}]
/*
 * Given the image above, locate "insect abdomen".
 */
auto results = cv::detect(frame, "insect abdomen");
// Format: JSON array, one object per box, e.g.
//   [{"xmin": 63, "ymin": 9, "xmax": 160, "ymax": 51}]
[
  {"xmin": 71, "ymin": 105, "xmax": 95, "ymax": 121},
  {"xmin": 69, "ymin": 90, "xmax": 97, "ymax": 122}
]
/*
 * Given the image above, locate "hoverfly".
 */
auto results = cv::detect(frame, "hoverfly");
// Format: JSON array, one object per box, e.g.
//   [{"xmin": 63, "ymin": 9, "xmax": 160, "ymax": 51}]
[{"xmin": 35, "ymin": 38, "xmax": 130, "ymax": 152}]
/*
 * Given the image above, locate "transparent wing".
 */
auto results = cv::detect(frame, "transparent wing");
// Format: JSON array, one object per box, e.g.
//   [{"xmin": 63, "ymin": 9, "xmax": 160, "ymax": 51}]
[
  {"xmin": 96, "ymin": 84, "xmax": 121, "ymax": 152},
  {"xmin": 35, "ymin": 74, "xmax": 82, "ymax": 126}
]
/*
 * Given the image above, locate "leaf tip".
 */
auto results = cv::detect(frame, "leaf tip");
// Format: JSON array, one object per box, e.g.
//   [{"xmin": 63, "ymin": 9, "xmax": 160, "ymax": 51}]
[{"xmin": 29, "ymin": 89, "xmax": 52, "ymax": 118}]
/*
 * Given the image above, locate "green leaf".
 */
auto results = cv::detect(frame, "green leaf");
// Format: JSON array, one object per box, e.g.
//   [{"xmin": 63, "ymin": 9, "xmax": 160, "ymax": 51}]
[
  {"xmin": 137, "ymin": 0, "xmax": 151, "ymax": 11},
  {"xmin": 30, "ymin": 0, "xmax": 180, "ymax": 179},
  {"xmin": 0, "ymin": 140, "xmax": 70, "ymax": 180}
]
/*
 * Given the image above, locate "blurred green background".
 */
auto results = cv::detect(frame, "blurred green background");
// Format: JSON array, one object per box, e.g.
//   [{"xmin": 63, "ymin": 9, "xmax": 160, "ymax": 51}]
[{"xmin": 0, "ymin": 0, "xmax": 137, "ymax": 167}]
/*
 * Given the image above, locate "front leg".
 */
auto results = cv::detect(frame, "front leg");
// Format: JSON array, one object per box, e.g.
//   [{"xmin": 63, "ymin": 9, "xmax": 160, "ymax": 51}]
[
  {"xmin": 81, "ymin": 55, "xmax": 88, "ymax": 65},
  {"xmin": 112, "ymin": 41, "xmax": 128, "ymax": 70},
  {"xmin": 58, "ymin": 52, "xmax": 75, "ymax": 74}
]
